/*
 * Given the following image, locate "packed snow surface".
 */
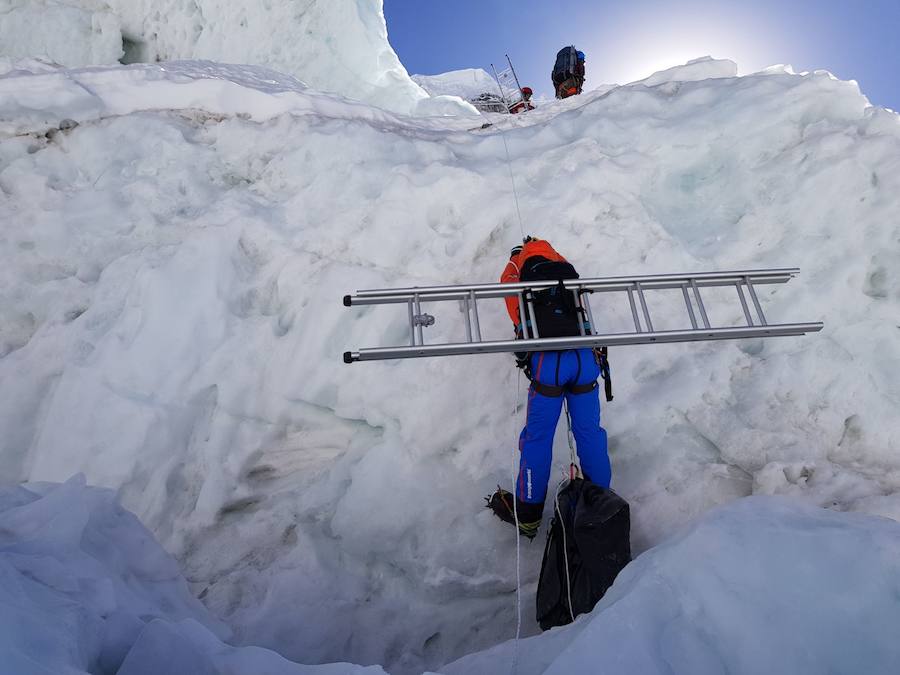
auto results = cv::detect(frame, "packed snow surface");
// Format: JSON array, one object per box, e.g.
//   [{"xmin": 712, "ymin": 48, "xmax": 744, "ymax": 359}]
[
  {"xmin": 635, "ymin": 55, "xmax": 738, "ymax": 87},
  {"xmin": 0, "ymin": 477, "xmax": 384, "ymax": 674},
  {"xmin": 0, "ymin": 0, "xmax": 475, "ymax": 116},
  {"xmin": 444, "ymin": 496, "xmax": 900, "ymax": 675},
  {"xmin": 6, "ymin": 480, "xmax": 900, "ymax": 674},
  {"xmin": 2, "ymin": 55, "xmax": 900, "ymax": 673}
]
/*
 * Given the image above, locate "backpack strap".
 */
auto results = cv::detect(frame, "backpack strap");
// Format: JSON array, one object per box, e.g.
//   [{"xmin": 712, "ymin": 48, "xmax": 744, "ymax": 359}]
[{"xmin": 595, "ymin": 347, "xmax": 613, "ymax": 402}]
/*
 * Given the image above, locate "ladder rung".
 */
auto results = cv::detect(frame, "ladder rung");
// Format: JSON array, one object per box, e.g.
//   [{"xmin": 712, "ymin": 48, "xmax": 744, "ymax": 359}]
[
  {"xmin": 517, "ymin": 291, "xmax": 529, "ymax": 339},
  {"xmin": 735, "ymin": 281, "xmax": 754, "ymax": 326},
  {"xmin": 582, "ymin": 289, "xmax": 598, "ymax": 335},
  {"xmin": 469, "ymin": 290, "xmax": 482, "ymax": 341},
  {"xmin": 745, "ymin": 276, "xmax": 768, "ymax": 326},
  {"xmin": 635, "ymin": 282, "xmax": 654, "ymax": 333},
  {"xmin": 526, "ymin": 293, "xmax": 540, "ymax": 338},
  {"xmin": 627, "ymin": 287, "xmax": 641, "ymax": 333},
  {"xmin": 463, "ymin": 296, "xmax": 473, "ymax": 342},
  {"xmin": 690, "ymin": 278, "xmax": 712, "ymax": 329},
  {"xmin": 572, "ymin": 289, "xmax": 586, "ymax": 336},
  {"xmin": 681, "ymin": 285, "xmax": 698, "ymax": 329},
  {"xmin": 413, "ymin": 294, "xmax": 424, "ymax": 346}
]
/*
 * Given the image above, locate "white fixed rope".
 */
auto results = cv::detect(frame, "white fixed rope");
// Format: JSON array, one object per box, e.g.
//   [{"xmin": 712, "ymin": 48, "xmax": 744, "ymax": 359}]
[{"xmin": 343, "ymin": 268, "xmax": 823, "ymax": 363}]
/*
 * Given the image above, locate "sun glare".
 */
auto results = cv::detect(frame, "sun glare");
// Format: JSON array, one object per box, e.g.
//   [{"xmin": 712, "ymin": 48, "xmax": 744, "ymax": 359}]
[
  {"xmin": 585, "ymin": 10, "xmax": 777, "ymax": 85},
  {"xmin": 617, "ymin": 51, "xmax": 714, "ymax": 84}
]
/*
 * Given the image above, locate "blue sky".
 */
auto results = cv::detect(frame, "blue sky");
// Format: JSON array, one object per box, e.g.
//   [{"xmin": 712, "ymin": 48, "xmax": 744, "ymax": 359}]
[{"xmin": 384, "ymin": 0, "xmax": 899, "ymax": 109}]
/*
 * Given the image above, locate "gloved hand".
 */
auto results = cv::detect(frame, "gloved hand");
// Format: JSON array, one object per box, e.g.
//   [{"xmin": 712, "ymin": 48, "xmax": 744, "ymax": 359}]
[{"xmin": 514, "ymin": 352, "xmax": 531, "ymax": 379}]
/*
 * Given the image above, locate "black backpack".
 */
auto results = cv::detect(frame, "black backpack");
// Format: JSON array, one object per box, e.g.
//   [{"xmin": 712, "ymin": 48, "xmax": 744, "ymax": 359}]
[
  {"xmin": 520, "ymin": 255, "xmax": 582, "ymax": 338},
  {"xmin": 552, "ymin": 46, "xmax": 578, "ymax": 81},
  {"xmin": 536, "ymin": 478, "xmax": 631, "ymax": 631}
]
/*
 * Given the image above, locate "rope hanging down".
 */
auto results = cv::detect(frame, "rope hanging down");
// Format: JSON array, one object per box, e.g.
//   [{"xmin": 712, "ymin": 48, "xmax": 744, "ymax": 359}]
[
  {"xmin": 490, "ymin": 63, "xmax": 527, "ymax": 240},
  {"xmin": 509, "ymin": 368, "xmax": 522, "ymax": 671}
]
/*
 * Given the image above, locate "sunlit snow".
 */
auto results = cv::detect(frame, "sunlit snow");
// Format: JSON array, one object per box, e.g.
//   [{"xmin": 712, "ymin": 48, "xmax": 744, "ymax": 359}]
[
  {"xmin": 1, "ymin": 8, "xmax": 900, "ymax": 675},
  {"xmin": 0, "ymin": 0, "xmax": 475, "ymax": 116}
]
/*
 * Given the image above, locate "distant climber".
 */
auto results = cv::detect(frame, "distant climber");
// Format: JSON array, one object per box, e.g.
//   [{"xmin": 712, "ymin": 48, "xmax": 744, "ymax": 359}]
[
  {"xmin": 508, "ymin": 86, "xmax": 535, "ymax": 114},
  {"xmin": 486, "ymin": 237, "xmax": 611, "ymax": 539},
  {"xmin": 551, "ymin": 46, "xmax": 585, "ymax": 99}
]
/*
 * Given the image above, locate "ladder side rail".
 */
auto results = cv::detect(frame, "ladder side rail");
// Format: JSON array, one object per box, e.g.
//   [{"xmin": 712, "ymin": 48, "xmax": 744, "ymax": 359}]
[
  {"xmin": 346, "ymin": 322, "xmax": 825, "ymax": 361},
  {"xmin": 735, "ymin": 282, "xmax": 754, "ymax": 327},
  {"xmin": 348, "ymin": 273, "xmax": 796, "ymax": 305},
  {"xmin": 352, "ymin": 268, "xmax": 800, "ymax": 298},
  {"xmin": 631, "ymin": 274, "xmax": 792, "ymax": 292},
  {"xmin": 681, "ymin": 285, "xmax": 699, "ymax": 329},
  {"xmin": 745, "ymin": 276, "xmax": 768, "ymax": 326},
  {"xmin": 506, "ymin": 54, "xmax": 525, "ymax": 102}
]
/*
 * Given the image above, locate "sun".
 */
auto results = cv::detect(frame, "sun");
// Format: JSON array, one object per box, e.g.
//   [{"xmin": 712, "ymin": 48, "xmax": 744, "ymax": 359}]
[
  {"xmin": 582, "ymin": 10, "xmax": 777, "ymax": 86},
  {"xmin": 617, "ymin": 50, "xmax": 717, "ymax": 84}
]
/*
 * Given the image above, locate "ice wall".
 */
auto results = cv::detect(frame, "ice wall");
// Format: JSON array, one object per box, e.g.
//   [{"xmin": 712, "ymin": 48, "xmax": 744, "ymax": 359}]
[
  {"xmin": 1, "ymin": 56, "xmax": 899, "ymax": 672},
  {"xmin": 413, "ymin": 68, "xmax": 499, "ymax": 99},
  {"xmin": 0, "ymin": 0, "xmax": 473, "ymax": 115}
]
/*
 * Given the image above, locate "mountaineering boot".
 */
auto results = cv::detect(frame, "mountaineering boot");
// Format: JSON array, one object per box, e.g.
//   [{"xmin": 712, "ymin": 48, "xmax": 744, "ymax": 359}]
[{"xmin": 485, "ymin": 486, "xmax": 543, "ymax": 540}]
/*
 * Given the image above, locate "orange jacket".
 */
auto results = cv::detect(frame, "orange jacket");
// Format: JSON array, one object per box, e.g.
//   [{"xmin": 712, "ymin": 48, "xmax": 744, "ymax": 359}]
[{"xmin": 500, "ymin": 239, "xmax": 569, "ymax": 327}]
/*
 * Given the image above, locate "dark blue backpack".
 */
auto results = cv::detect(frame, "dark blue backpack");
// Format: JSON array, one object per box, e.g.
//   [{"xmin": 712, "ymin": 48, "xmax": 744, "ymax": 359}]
[
  {"xmin": 553, "ymin": 46, "xmax": 578, "ymax": 81},
  {"xmin": 520, "ymin": 255, "xmax": 582, "ymax": 338}
]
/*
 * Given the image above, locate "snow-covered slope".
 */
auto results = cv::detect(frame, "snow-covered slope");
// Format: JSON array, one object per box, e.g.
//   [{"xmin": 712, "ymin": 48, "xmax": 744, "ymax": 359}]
[
  {"xmin": 1, "ymin": 56, "xmax": 899, "ymax": 673},
  {"xmin": 0, "ymin": 0, "xmax": 474, "ymax": 116},
  {"xmin": 0, "ymin": 476, "xmax": 226, "ymax": 674},
  {"xmin": 445, "ymin": 496, "xmax": 900, "ymax": 675},
  {"xmin": 0, "ymin": 477, "xmax": 385, "ymax": 675},
  {"xmin": 634, "ymin": 55, "xmax": 738, "ymax": 86},
  {"xmin": 7, "ymin": 480, "xmax": 900, "ymax": 674}
]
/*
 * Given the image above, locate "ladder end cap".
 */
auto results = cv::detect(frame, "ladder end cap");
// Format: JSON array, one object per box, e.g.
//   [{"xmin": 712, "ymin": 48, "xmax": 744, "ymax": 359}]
[
  {"xmin": 343, "ymin": 351, "xmax": 354, "ymax": 364},
  {"xmin": 343, "ymin": 295, "xmax": 352, "ymax": 307}
]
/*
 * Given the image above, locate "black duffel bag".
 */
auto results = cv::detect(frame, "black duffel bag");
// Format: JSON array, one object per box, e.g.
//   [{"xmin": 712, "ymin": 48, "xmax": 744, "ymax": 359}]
[{"xmin": 536, "ymin": 478, "xmax": 631, "ymax": 630}]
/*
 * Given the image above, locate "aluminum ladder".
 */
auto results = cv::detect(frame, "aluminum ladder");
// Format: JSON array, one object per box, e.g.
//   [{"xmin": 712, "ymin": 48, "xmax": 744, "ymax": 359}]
[{"xmin": 342, "ymin": 268, "xmax": 823, "ymax": 363}]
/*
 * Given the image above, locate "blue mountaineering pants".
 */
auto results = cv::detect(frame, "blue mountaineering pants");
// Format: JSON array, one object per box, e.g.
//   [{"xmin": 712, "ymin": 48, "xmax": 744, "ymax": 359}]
[{"xmin": 517, "ymin": 348, "xmax": 610, "ymax": 507}]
